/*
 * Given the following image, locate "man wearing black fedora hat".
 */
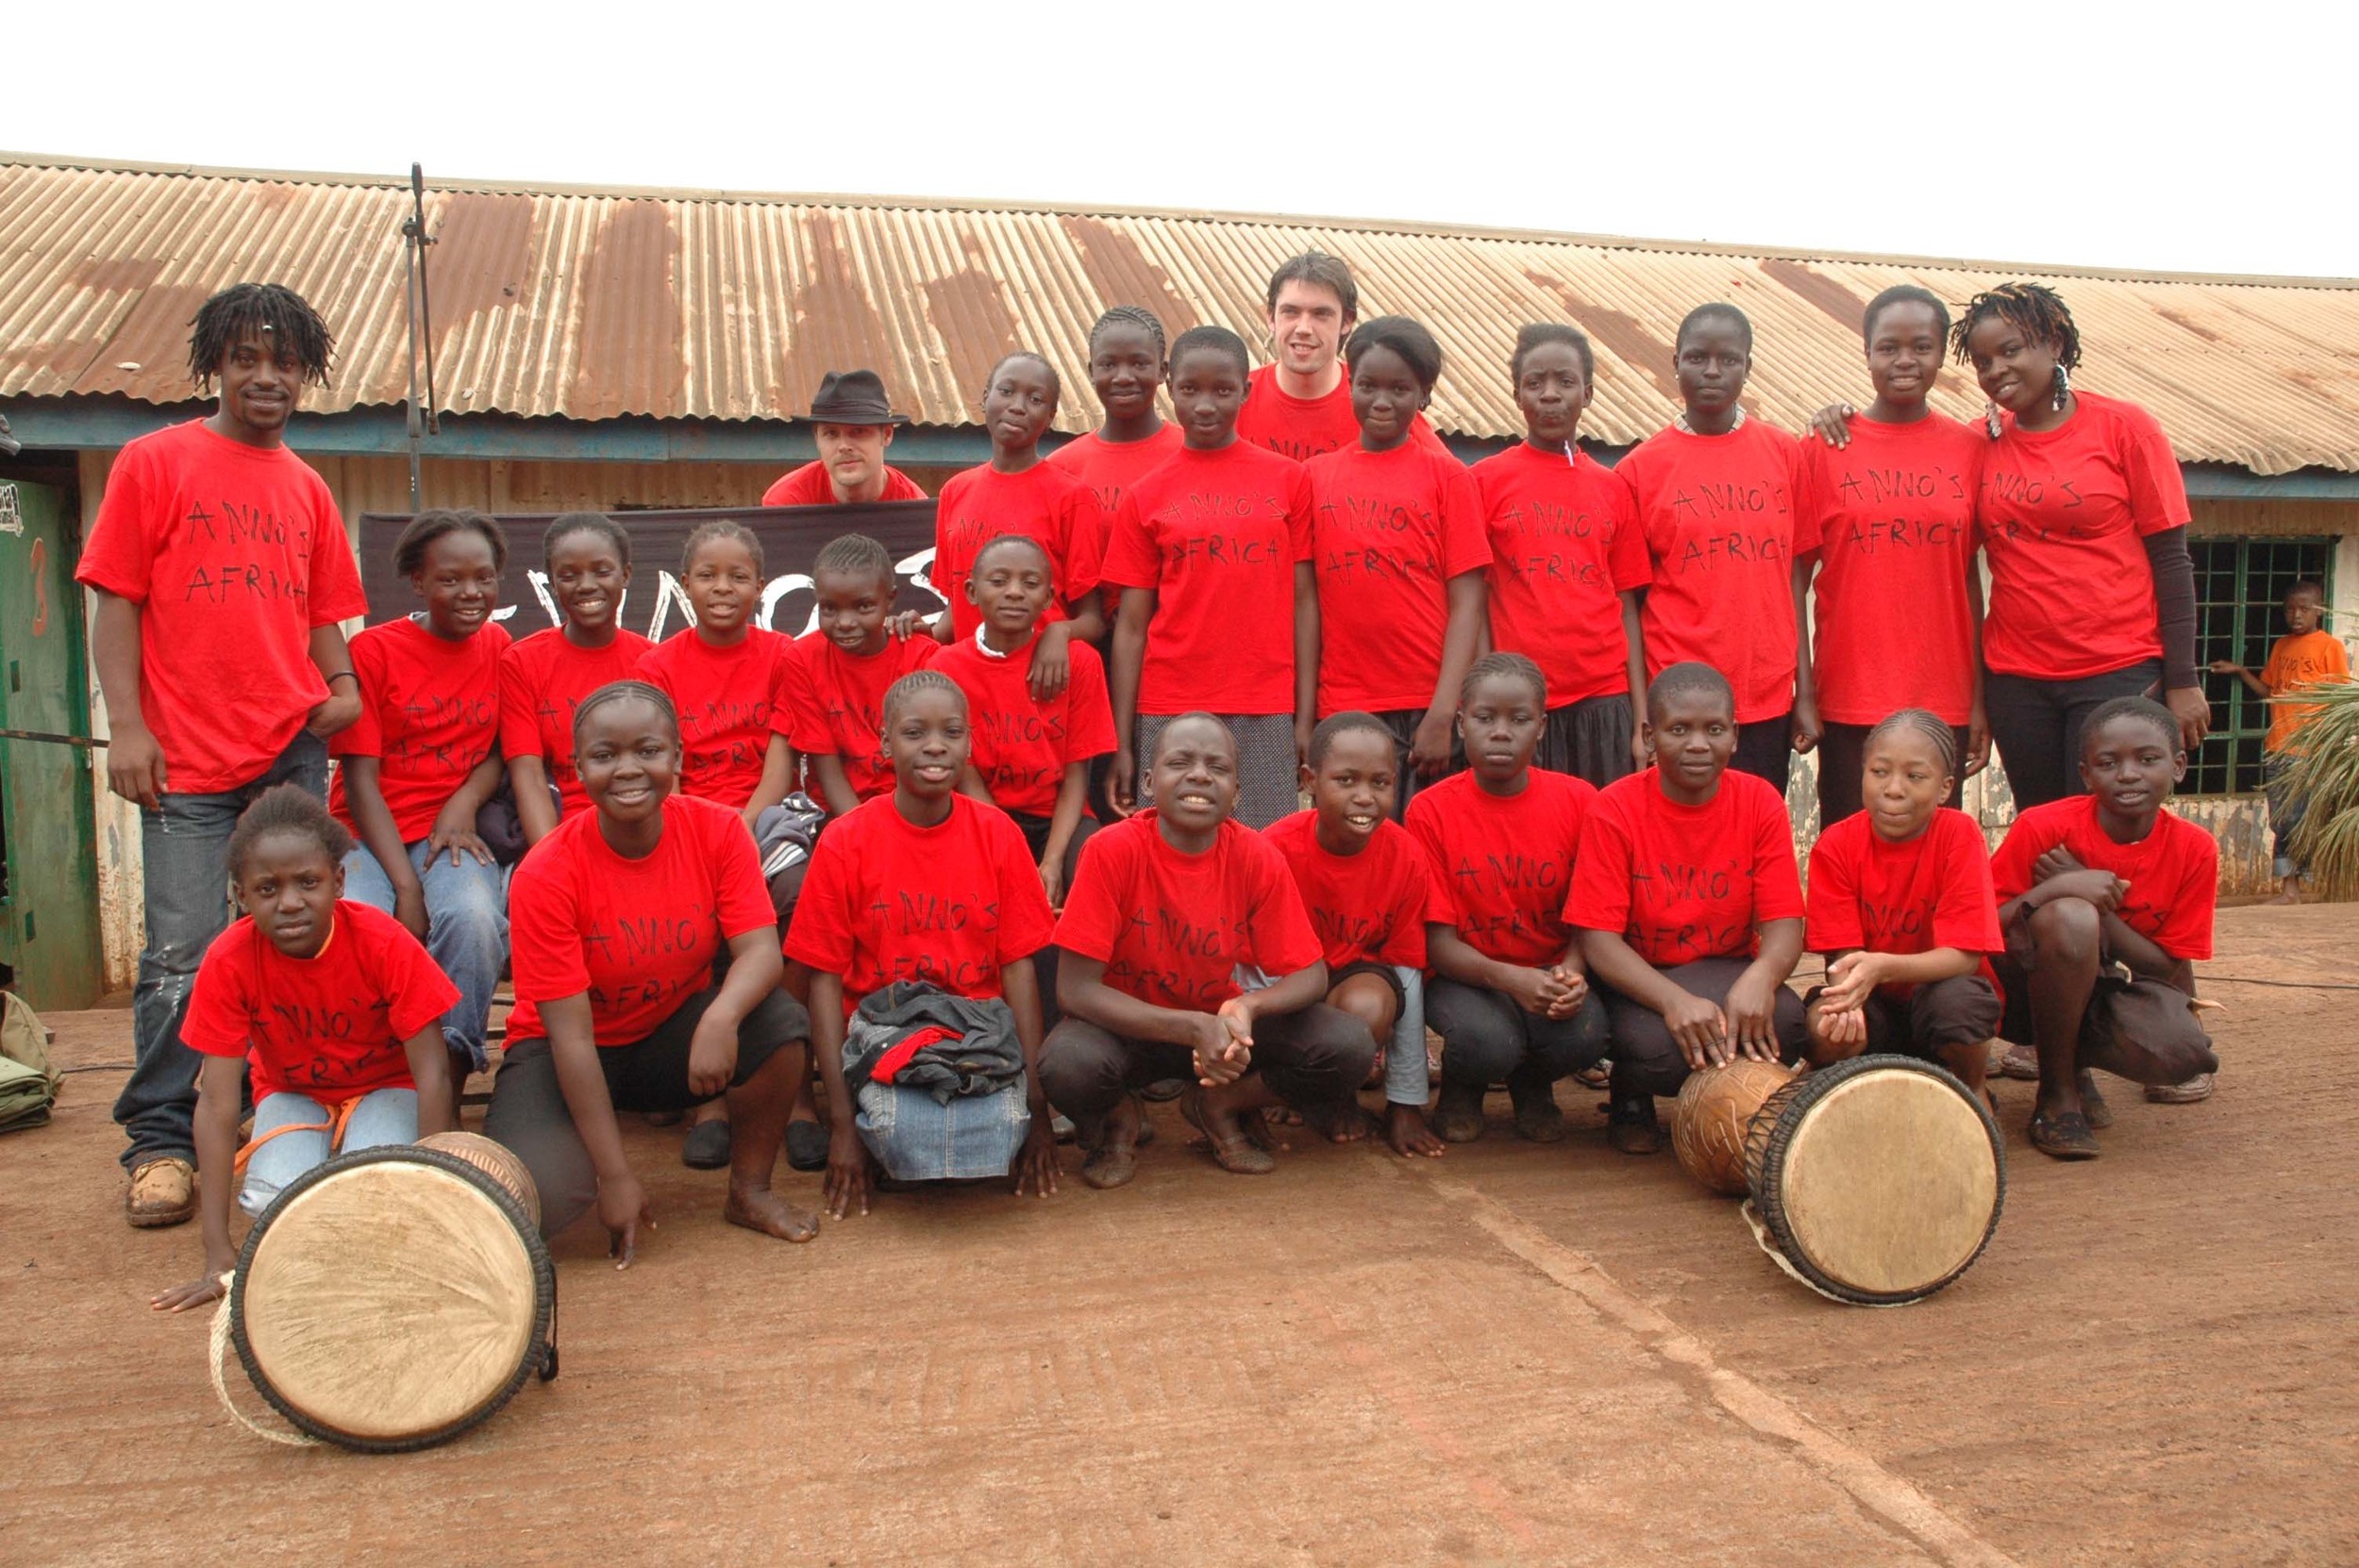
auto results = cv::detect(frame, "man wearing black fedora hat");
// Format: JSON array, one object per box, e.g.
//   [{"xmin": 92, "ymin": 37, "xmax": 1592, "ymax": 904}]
[{"xmin": 761, "ymin": 370, "xmax": 929, "ymax": 507}]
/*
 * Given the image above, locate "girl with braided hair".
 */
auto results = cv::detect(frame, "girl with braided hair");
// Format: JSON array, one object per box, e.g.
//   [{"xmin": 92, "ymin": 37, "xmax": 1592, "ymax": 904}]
[
  {"xmin": 1801, "ymin": 709, "xmax": 2004, "ymax": 1093},
  {"xmin": 1811, "ymin": 282, "xmax": 2208, "ymax": 807},
  {"xmin": 1046, "ymin": 306, "xmax": 1184, "ymax": 546}
]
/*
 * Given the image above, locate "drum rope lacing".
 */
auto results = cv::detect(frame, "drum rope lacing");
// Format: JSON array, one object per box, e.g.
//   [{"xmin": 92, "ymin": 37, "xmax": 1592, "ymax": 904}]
[{"xmin": 206, "ymin": 1276, "xmax": 321, "ymax": 1448}]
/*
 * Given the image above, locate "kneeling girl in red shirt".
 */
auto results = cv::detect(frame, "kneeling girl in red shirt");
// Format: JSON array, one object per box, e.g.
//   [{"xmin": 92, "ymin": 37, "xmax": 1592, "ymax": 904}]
[
  {"xmin": 1988, "ymin": 695, "xmax": 2218, "ymax": 1160},
  {"xmin": 1406, "ymin": 655, "xmax": 1605, "ymax": 1149},
  {"xmin": 1040, "ymin": 714, "xmax": 1375, "ymax": 1188},
  {"xmin": 1264, "ymin": 711, "xmax": 1440, "ymax": 1157},
  {"xmin": 1802, "ymin": 709, "xmax": 2003, "ymax": 1090},
  {"xmin": 787, "ymin": 672, "xmax": 1061, "ymax": 1216},
  {"xmin": 484, "ymin": 681, "xmax": 815, "ymax": 1261},
  {"xmin": 1570, "ymin": 662, "xmax": 1808, "ymax": 1155},
  {"xmin": 154, "ymin": 787, "xmax": 458, "ymax": 1311}
]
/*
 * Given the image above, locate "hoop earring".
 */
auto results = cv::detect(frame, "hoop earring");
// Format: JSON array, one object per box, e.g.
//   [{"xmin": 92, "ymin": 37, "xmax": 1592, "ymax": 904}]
[{"xmin": 2051, "ymin": 362, "xmax": 2071, "ymax": 411}]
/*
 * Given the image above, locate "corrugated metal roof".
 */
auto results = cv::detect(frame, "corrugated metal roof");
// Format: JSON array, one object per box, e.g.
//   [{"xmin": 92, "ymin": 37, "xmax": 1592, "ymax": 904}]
[{"xmin": 5, "ymin": 154, "xmax": 2357, "ymax": 475}]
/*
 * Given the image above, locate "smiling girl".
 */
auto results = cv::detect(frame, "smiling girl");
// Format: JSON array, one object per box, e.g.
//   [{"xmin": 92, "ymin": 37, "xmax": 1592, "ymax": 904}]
[
  {"xmin": 330, "ymin": 508, "xmax": 511, "ymax": 1117},
  {"xmin": 484, "ymin": 681, "xmax": 816, "ymax": 1259},
  {"xmin": 499, "ymin": 513, "xmax": 653, "ymax": 843},
  {"xmin": 1302, "ymin": 316, "xmax": 1490, "ymax": 815}
]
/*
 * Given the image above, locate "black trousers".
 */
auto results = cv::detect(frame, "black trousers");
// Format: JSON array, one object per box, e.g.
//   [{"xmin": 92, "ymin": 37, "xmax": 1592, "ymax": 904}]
[
  {"xmin": 1983, "ymin": 659, "xmax": 2162, "ymax": 810},
  {"xmin": 1731, "ymin": 710, "xmax": 1795, "ymax": 795},
  {"xmin": 484, "ymin": 984, "xmax": 811, "ymax": 1240},
  {"xmin": 1599, "ymin": 957, "xmax": 1808, "ymax": 1098},
  {"xmin": 1037, "ymin": 1005, "xmax": 1376, "ymax": 1142},
  {"xmin": 1805, "ymin": 973, "xmax": 1999, "ymax": 1056}
]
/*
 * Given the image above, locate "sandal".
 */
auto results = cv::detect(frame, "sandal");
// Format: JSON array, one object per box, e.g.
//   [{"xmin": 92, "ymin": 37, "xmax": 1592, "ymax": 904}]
[
  {"xmin": 2146, "ymin": 1072, "xmax": 2215, "ymax": 1105},
  {"xmin": 1080, "ymin": 1141, "xmax": 1138, "ymax": 1190},
  {"xmin": 1574, "ymin": 1062, "xmax": 1612, "ymax": 1092},
  {"xmin": 1180, "ymin": 1087, "xmax": 1276, "ymax": 1176},
  {"xmin": 2076, "ymin": 1069, "xmax": 2114, "ymax": 1130},
  {"xmin": 1997, "ymin": 1043, "xmax": 2041, "ymax": 1081},
  {"xmin": 2029, "ymin": 1109, "xmax": 2100, "ymax": 1160}
]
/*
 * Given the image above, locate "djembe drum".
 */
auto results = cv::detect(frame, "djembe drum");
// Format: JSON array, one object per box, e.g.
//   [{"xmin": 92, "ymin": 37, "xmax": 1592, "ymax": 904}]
[
  {"xmin": 224, "ymin": 1141, "xmax": 556, "ymax": 1450},
  {"xmin": 1671, "ymin": 1059, "xmax": 1798, "ymax": 1195},
  {"xmin": 1741, "ymin": 1054, "xmax": 2003, "ymax": 1306}
]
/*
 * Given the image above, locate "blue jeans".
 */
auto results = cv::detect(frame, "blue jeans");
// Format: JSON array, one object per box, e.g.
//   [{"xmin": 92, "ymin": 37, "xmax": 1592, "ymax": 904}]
[
  {"xmin": 853, "ymin": 1076, "xmax": 1032, "ymax": 1181},
  {"xmin": 115, "ymin": 732, "xmax": 327, "ymax": 1171},
  {"xmin": 342, "ymin": 839, "xmax": 508, "ymax": 1072},
  {"xmin": 2264, "ymin": 754, "xmax": 2310, "ymax": 880},
  {"xmin": 240, "ymin": 1087, "xmax": 420, "ymax": 1215}
]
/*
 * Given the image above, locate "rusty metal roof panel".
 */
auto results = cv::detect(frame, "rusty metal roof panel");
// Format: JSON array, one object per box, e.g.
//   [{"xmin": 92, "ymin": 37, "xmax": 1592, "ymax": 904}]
[{"xmin": 3, "ymin": 155, "xmax": 2354, "ymax": 474}]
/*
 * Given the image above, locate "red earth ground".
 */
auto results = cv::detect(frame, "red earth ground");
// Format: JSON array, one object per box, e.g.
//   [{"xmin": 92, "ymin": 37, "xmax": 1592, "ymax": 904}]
[{"xmin": 3, "ymin": 902, "xmax": 2353, "ymax": 1565}]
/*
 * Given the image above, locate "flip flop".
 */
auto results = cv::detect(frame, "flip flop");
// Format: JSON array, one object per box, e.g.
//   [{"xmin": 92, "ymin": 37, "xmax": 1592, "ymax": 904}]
[
  {"xmin": 1179, "ymin": 1087, "xmax": 1276, "ymax": 1176},
  {"xmin": 2029, "ymin": 1109, "xmax": 2100, "ymax": 1160}
]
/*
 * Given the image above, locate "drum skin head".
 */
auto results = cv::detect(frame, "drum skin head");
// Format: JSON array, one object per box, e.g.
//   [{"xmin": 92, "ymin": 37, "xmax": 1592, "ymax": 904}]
[
  {"xmin": 232, "ymin": 1147, "xmax": 551, "ymax": 1448},
  {"xmin": 1750, "ymin": 1056, "xmax": 2004, "ymax": 1305}
]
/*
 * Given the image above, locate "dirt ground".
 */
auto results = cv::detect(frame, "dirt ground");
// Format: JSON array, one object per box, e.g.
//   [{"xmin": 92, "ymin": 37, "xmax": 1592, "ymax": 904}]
[{"xmin": 5, "ymin": 903, "xmax": 2355, "ymax": 1567}]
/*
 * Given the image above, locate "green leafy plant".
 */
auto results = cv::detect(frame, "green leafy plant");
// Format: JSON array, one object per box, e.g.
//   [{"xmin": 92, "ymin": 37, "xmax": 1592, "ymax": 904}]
[{"xmin": 2284, "ymin": 678, "xmax": 2359, "ymax": 897}]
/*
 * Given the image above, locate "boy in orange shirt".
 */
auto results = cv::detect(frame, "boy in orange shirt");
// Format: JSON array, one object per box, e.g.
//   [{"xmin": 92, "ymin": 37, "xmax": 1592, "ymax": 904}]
[{"xmin": 2210, "ymin": 579, "xmax": 2349, "ymax": 904}]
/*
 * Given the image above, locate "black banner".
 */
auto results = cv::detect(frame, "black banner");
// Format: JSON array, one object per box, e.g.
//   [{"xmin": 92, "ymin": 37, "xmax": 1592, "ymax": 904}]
[{"xmin": 355, "ymin": 501, "xmax": 942, "ymax": 636}]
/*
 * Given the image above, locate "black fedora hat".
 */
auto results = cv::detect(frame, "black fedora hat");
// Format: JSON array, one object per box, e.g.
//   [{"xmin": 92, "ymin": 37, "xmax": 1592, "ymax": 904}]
[{"xmin": 806, "ymin": 369, "xmax": 908, "ymax": 426}]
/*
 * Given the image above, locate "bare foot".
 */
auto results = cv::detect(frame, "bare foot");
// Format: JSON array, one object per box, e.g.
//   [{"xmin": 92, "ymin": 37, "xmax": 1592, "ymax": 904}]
[
  {"xmin": 1387, "ymin": 1103, "xmax": 1445, "ymax": 1158},
  {"xmin": 2267, "ymin": 892, "xmax": 2302, "ymax": 906},
  {"xmin": 724, "ymin": 1184, "xmax": 819, "ymax": 1242},
  {"xmin": 1301, "ymin": 1100, "xmax": 1376, "ymax": 1143}
]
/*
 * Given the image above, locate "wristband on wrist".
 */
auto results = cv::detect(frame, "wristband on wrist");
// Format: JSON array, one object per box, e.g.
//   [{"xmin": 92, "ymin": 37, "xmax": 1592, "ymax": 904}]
[{"xmin": 326, "ymin": 671, "xmax": 360, "ymax": 688}]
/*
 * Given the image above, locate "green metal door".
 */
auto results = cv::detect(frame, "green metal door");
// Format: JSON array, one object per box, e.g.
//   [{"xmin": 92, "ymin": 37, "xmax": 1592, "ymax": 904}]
[{"xmin": 0, "ymin": 479, "xmax": 104, "ymax": 1009}]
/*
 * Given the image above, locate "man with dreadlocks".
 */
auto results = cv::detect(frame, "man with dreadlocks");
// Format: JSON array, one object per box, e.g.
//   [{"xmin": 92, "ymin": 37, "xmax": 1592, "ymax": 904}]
[{"xmin": 76, "ymin": 281, "xmax": 369, "ymax": 1228}]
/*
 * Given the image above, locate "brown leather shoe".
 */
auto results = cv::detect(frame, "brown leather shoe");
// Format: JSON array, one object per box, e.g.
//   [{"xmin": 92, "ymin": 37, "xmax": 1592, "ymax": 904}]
[{"xmin": 126, "ymin": 1157, "xmax": 197, "ymax": 1228}]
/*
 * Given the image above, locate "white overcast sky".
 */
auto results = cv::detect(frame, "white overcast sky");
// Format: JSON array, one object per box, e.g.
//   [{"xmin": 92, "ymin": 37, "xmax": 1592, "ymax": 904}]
[{"xmin": 7, "ymin": 1, "xmax": 2351, "ymax": 277}]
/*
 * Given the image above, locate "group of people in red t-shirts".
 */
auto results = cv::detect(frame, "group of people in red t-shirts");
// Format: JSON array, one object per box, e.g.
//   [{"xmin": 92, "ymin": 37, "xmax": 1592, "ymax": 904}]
[{"xmin": 107, "ymin": 262, "xmax": 2237, "ymax": 1307}]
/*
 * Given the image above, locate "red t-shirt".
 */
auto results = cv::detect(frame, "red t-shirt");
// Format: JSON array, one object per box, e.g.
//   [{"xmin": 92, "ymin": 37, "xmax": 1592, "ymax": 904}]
[
  {"xmin": 1406, "ymin": 769, "xmax": 1598, "ymax": 968},
  {"xmin": 1989, "ymin": 794, "xmax": 2216, "ymax": 960},
  {"xmin": 783, "ymin": 792, "xmax": 1056, "ymax": 1014},
  {"xmin": 1798, "ymin": 413, "xmax": 1984, "ymax": 726},
  {"xmin": 1304, "ymin": 442, "xmax": 1493, "ymax": 713},
  {"xmin": 1055, "ymin": 813, "xmax": 1324, "ymax": 1012},
  {"xmin": 1234, "ymin": 364, "xmax": 1448, "ymax": 463},
  {"xmin": 496, "ymin": 626, "xmax": 657, "ymax": 819},
  {"xmin": 1617, "ymin": 420, "xmax": 1817, "ymax": 725},
  {"xmin": 1567, "ymin": 768, "xmax": 1805, "ymax": 967},
  {"xmin": 1101, "ymin": 442, "xmax": 1314, "ymax": 716},
  {"xmin": 784, "ymin": 631, "xmax": 940, "ymax": 802},
  {"xmin": 75, "ymin": 421, "xmax": 369, "ymax": 792},
  {"xmin": 1263, "ymin": 810, "xmax": 1431, "ymax": 971},
  {"xmin": 1471, "ymin": 443, "xmax": 1651, "ymax": 707},
  {"xmin": 935, "ymin": 633, "xmax": 1116, "ymax": 817},
  {"xmin": 1805, "ymin": 809, "xmax": 2003, "ymax": 1000},
  {"xmin": 760, "ymin": 461, "xmax": 928, "ymax": 507},
  {"xmin": 932, "ymin": 463, "xmax": 1105, "ymax": 642},
  {"xmin": 506, "ymin": 793, "xmax": 777, "ymax": 1046},
  {"xmin": 1977, "ymin": 391, "xmax": 2192, "ymax": 681},
  {"xmin": 635, "ymin": 627, "xmax": 795, "ymax": 809},
  {"xmin": 328, "ymin": 616, "xmax": 511, "ymax": 842},
  {"xmin": 183, "ymin": 901, "xmax": 458, "ymax": 1100}
]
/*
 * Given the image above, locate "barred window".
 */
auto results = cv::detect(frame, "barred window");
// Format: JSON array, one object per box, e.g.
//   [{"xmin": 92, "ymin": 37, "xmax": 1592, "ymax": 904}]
[{"xmin": 2191, "ymin": 536, "xmax": 2335, "ymax": 795}]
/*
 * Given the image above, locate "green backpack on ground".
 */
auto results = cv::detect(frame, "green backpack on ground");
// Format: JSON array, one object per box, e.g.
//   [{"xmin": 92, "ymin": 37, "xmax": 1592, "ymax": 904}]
[{"xmin": 0, "ymin": 992, "xmax": 62, "ymax": 1132}]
